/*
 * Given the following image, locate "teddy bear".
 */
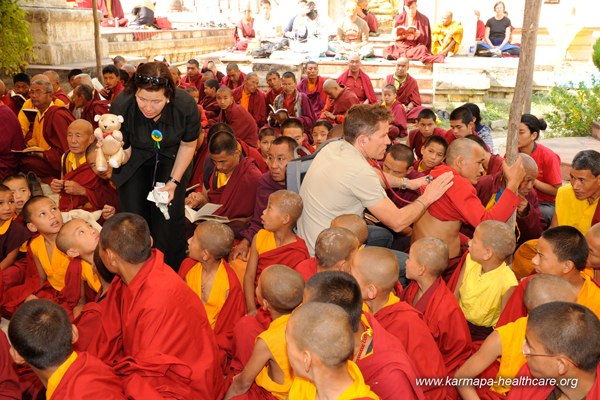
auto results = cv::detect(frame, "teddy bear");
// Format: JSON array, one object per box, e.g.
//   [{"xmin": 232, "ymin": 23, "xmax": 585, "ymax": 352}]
[{"xmin": 94, "ymin": 113, "xmax": 129, "ymax": 171}]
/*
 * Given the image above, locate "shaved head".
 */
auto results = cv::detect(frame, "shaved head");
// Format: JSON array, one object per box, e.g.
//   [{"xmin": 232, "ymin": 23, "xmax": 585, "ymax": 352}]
[
  {"xmin": 523, "ymin": 274, "xmax": 578, "ymax": 312},
  {"xmin": 323, "ymin": 79, "xmax": 340, "ymax": 92},
  {"xmin": 315, "ymin": 227, "xmax": 359, "ymax": 269},
  {"xmin": 260, "ymin": 265, "xmax": 304, "ymax": 314},
  {"xmin": 410, "ymin": 237, "xmax": 449, "ymax": 277},
  {"xmin": 269, "ymin": 190, "xmax": 303, "ymax": 224},
  {"xmin": 55, "ymin": 219, "xmax": 80, "ymax": 253},
  {"xmin": 195, "ymin": 221, "xmax": 234, "ymax": 259},
  {"xmin": 330, "ymin": 214, "xmax": 368, "ymax": 245},
  {"xmin": 586, "ymin": 224, "xmax": 600, "ymax": 268},
  {"xmin": 352, "ymin": 247, "xmax": 398, "ymax": 291},
  {"xmin": 287, "ymin": 302, "xmax": 354, "ymax": 368},
  {"xmin": 216, "ymin": 86, "xmax": 233, "ymax": 96},
  {"xmin": 446, "ymin": 138, "xmax": 481, "ymax": 166},
  {"xmin": 476, "ymin": 220, "xmax": 516, "ymax": 261},
  {"xmin": 519, "ymin": 153, "xmax": 538, "ymax": 177}
]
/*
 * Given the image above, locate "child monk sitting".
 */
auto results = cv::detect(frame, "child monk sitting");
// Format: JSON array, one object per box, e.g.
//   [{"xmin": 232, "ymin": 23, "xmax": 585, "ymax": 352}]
[
  {"xmin": 381, "ymin": 84, "xmax": 408, "ymax": 140},
  {"xmin": 454, "ymin": 220, "xmax": 518, "ymax": 341},
  {"xmin": 414, "ymin": 135, "xmax": 447, "ymax": 174},
  {"xmin": 8, "ymin": 299, "xmax": 126, "ymax": 398},
  {"xmin": 244, "ymin": 190, "xmax": 309, "ymax": 315},
  {"xmin": 2, "ymin": 174, "xmax": 32, "ymax": 216},
  {"xmin": 286, "ymin": 302, "xmax": 379, "ymax": 399},
  {"xmin": 179, "ymin": 221, "xmax": 245, "ymax": 366},
  {"xmin": 330, "ymin": 213, "xmax": 369, "ymax": 246},
  {"xmin": 225, "ymin": 264, "xmax": 304, "ymax": 400},
  {"xmin": 295, "ymin": 227, "xmax": 359, "ymax": 281},
  {"xmin": 0, "ymin": 184, "xmax": 31, "ymax": 270},
  {"xmin": 407, "ymin": 108, "xmax": 446, "ymax": 160},
  {"xmin": 350, "ymin": 246, "xmax": 448, "ymax": 400},
  {"xmin": 455, "ymin": 274, "xmax": 577, "ymax": 398},
  {"xmin": 402, "ymin": 237, "xmax": 471, "ymax": 377}
]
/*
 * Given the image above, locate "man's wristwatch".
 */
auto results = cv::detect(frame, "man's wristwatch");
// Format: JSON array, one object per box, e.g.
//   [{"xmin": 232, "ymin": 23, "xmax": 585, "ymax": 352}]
[
  {"xmin": 425, "ymin": 175, "xmax": 434, "ymax": 183},
  {"xmin": 401, "ymin": 178, "xmax": 408, "ymax": 190},
  {"xmin": 168, "ymin": 177, "xmax": 180, "ymax": 186}
]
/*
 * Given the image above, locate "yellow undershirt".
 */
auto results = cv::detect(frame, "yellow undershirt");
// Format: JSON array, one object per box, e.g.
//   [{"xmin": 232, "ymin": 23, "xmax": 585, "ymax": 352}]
[
  {"xmin": 185, "ymin": 260, "xmax": 230, "ymax": 330},
  {"xmin": 46, "ymin": 352, "xmax": 78, "ymax": 399}
]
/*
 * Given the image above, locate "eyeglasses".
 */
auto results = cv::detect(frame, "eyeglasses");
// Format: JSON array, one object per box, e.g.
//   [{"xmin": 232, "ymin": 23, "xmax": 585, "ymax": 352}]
[
  {"xmin": 521, "ymin": 340, "xmax": 580, "ymax": 368},
  {"xmin": 134, "ymin": 74, "xmax": 169, "ymax": 87}
]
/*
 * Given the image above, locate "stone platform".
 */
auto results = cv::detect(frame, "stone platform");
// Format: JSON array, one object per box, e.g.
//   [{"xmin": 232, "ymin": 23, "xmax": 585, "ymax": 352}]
[{"xmin": 539, "ymin": 136, "xmax": 600, "ymax": 181}]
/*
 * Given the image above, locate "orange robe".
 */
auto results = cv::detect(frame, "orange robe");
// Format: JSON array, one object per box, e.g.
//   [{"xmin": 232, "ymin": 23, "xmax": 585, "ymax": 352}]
[
  {"xmin": 179, "ymin": 258, "xmax": 246, "ymax": 367},
  {"xmin": 372, "ymin": 293, "xmax": 448, "ymax": 399}
]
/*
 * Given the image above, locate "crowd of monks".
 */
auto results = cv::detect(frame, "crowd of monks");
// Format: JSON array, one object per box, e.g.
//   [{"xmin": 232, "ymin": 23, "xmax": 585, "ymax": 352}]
[{"xmin": 0, "ymin": 26, "xmax": 597, "ymax": 400}]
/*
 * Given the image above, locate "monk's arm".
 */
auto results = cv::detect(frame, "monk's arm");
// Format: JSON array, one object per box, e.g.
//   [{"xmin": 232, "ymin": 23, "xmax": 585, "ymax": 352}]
[
  {"xmin": 32, "ymin": 254, "xmax": 47, "ymax": 285},
  {"xmin": 224, "ymin": 338, "xmax": 272, "ymax": 399},
  {"xmin": 501, "ymin": 287, "xmax": 516, "ymax": 311},
  {"xmin": 243, "ymin": 237, "xmax": 259, "ymax": 314},
  {"xmin": 453, "ymin": 264, "xmax": 467, "ymax": 300},
  {"xmin": 455, "ymin": 331, "xmax": 502, "ymax": 400},
  {"xmin": 550, "ymin": 212, "xmax": 558, "ymax": 228},
  {"xmin": 533, "ymin": 180, "xmax": 560, "ymax": 197},
  {"xmin": 0, "ymin": 248, "xmax": 20, "ymax": 270}
]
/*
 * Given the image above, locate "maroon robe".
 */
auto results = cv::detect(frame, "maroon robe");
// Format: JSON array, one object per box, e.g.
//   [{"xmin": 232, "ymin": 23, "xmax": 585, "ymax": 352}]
[
  {"xmin": 1, "ymin": 95, "xmax": 19, "ymax": 116},
  {"xmin": 98, "ymin": 250, "xmax": 225, "ymax": 399},
  {"xmin": 216, "ymin": 103, "xmax": 259, "ymax": 148},
  {"xmin": 273, "ymin": 90, "xmax": 316, "ymax": 134},
  {"xmin": 0, "ymin": 218, "xmax": 31, "ymax": 263},
  {"xmin": 0, "ymin": 104, "xmax": 25, "ymax": 181},
  {"xmin": 240, "ymin": 172, "xmax": 285, "ymax": 243},
  {"xmin": 232, "ymin": 86, "xmax": 268, "ymax": 128},
  {"xmin": 50, "ymin": 352, "xmax": 126, "ymax": 399},
  {"xmin": 387, "ymin": 100, "xmax": 408, "ymax": 139},
  {"xmin": 401, "ymin": 278, "xmax": 472, "ymax": 376},
  {"xmin": 230, "ymin": 310, "xmax": 272, "ymax": 374},
  {"xmin": 337, "ymin": 69, "xmax": 377, "ymax": 104},
  {"xmin": 320, "ymin": 87, "xmax": 360, "ymax": 124},
  {"xmin": 0, "ymin": 331, "xmax": 19, "ymax": 400},
  {"xmin": 81, "ymin": 99, "xmax": 110, "ymax": 130},
  {"xmin": 181, "ymin": 74, "xmax": 206, "ymax": 101},
  {"xmin": 495, "ymin": 276, "xmax": 533, "ymax": 328},
  {"xmin": 54, "ymin": 89, "xmax": 71, "ymax": 106},
  {"xmin": 221, "ymin": 72, "xmax": 246, "ymax": 90},
  {"xmin": 107, "ymin": 81, "xmax": 124, "ymax": 103},
  {"xmin": 254, "ymin": 234, "xmax": 309, "ymax": 290},
  {"xmin": 383, "ymin": 11, "xmax": 445, "ymax": 64},
  {"xmin": 361, "ymin": 11, "xmax": 379, "ymax": 33},
  {"xmin": 19, "ymin": 105, "xmax": 75, "ymax": 181},
  {"xmin": 357, "ymin": 313, "xmax": 425, "ymax": 400},
  {"xmin": 297, "ymin": 76, "xmax": 328, "ymax": 118},
  {"xmin": 207, "ymin": 157, "xmax": 262, "ymax": 220},
  {"xmin": 373, "ymin": 300, "xmax": 448, "ymax": 400},
  {"xmin": 265, "ymin": 87, "xmax": 283, "ymax": 115},
  {"xmin": 487, "ymin": 153, "xmax": 504, "ymax": 177},
  {"xmin": 74, "ymin": 297, "xmax": 106, "ymax": 353},
  {"xmin": 385, "ymin": 74, "xmax": 424, "ymax": 120},
  {"xmin": 387, "ymin": 169, "xmax": 423, "ymax": 209},
  {"xmin": 408, "ymin": 125, "xmax": 443, "ymax": 160},
  {"xmin": 201, "ymin": 96, "xmax": 220, "ymax": 120},
  {"xmin": 59, "ymin": 160, "xmax": 118, "ymax": 212},
  {"xmin": 179, "ymin": 258, "xmax": 246, "ymax": 368}
]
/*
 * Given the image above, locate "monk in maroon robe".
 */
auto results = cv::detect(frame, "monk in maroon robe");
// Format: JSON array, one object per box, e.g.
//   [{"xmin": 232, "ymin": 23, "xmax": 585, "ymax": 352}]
[
  {"xmin": 385, "ymin": 58, "xmax": 425, "ymax": 120},
  {"xmin": 0, "ymin": 81, "xmax": 19, "ymax": 115},
  {"xmin": 181, "ymin": 59, "xmax": 206, "ymax": 101},
  {"xmin": 213, "ymin": 87, "xmax": 259, "ymax": 148},
  {"xmin": 0, "ymin": 104, "xmax": 25, "ymax": 181},
  {"xmin": 297, "ymin": 61, "xmax": 328, "ymax": 118},
  {"xmin": 71, "ymin": 84, "xmax": 110, "ymax": 130},
  {"xmin": 265, "ymin": 71, "xmax": 283, "ymax": 114},
  {"xmin": 97, "ymin": 214, "xmax": 225, "ymax": 399},
  {"xmin": 232, "ymin": 72, "xmax": 267, "ymax": 128},
  {"xmin": 0, "ymin": 331, "xmax": 20, "ymax": 399},
  {"xmin": 273, "ymin": 72, "xmax": 316, "ymax": 134},
  {"xmin": 357, "ymin": 0, "xmax": 379, "ymax": 33},
  {"xmin": 383, "ymin": 0, "xmax": 445, "ymax": 63},
  {"xmin": 221, "ymin": 63, "xmax": 246, "ymax": 90},
  {"xmin": 337, "ymin": 54, "xmax": 377, "ymax": 104},
  {"xmin": 320, "ymin": 79, "xmax": 361, "ymax": 124},
  {"xmin": 59, "ymin": 161, "xmax": 118, "ymax": 212}
]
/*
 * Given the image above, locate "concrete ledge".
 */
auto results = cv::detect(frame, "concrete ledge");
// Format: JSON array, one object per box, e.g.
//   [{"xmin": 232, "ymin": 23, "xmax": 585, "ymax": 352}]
[{"xmin": 539, "ymin": 136, "xmax": 600, "ymax": 180}]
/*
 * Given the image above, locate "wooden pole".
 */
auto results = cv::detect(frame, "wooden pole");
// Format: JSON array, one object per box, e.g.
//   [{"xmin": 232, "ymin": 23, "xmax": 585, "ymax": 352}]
[
  {"xmin": 91, "ymin": 0, "xmax": 103, "ymax": 83},
  {"xmin": 505, "ymin": 0, "xmax": 542, "ymax": 228}
]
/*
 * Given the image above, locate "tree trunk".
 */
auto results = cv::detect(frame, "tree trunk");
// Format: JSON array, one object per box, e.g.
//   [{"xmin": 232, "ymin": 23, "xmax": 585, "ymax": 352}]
[{"xmin": 91, "ymin": 0, "xmax": 103, "ymax": 84}]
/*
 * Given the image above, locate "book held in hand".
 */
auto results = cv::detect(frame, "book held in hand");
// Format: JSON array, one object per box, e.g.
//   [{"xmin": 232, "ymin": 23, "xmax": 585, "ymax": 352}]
[{"xmin": 185, "ymin": 203, "xmax": 229, "ymax": 223}]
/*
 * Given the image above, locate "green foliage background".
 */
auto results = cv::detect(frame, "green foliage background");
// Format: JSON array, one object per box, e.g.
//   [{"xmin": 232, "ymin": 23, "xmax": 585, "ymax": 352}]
[
  {"xmin": 0, "ymin": 0, "xmax": 34, "ymax": 75},
  {"xmin": 593, "ymin": 38, "xmax": 600, "ymax": 72}
]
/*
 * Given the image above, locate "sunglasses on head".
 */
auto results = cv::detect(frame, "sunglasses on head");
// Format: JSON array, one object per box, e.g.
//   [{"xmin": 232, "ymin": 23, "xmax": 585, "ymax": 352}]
[{"xmin": 134, "ymin": 74, "xmax": 169, "ymax": 87}]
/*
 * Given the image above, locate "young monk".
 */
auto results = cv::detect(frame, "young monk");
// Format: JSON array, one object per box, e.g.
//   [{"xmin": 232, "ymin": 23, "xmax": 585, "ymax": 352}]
[
  {"xmin": 225, "ymin": 264, "xmax": 304, "ymax": 400},
  {"xmin": 444, "ymin": 106, "xmax": 476, "ymax": 145},
  {"xmin": 381, "ymin": 84, "xmax": 408, "ymax": 140},
  {"xmin": 407, "ymin": 108, "xmax": 446, "ymax": 160},
  {"xmin": 498, "ymin": 225, "xmax": 600, "ymax": 326},
  {"xmin": 350, "ymin": 246, "xmax": 448, "ymax": 400},
  {"xmin": 454, "ymin": 220, "xmax": 518, "ymax": 341},
  {"xmin": 295, "ymin": 227, "xmax": 359, "ymax": 281},
  {"xmin": 179, "ymin": 221, "xmax": 245, "ymax": 366},
  {"xmin": 509, "ymin": 302, "xmax": 600, "ymax": 399},
  {"xmin": 330, "ymin": 213, "xmax": 369, "ymax": 246},
  {"xmin": 201, "ymin": 78, "xmax": 220, "ymax": 119},
  {"xmin": 286, "ymin": 302, "xmax": 379, "ymax": 399},
  {"xmin": 50, "ymin": 120, "xmax": 109, "ymax": 212},
  {"xmin": 311, "ymin": 120, "xmax": 332, "ymax": 149},
  {"xmin": 455, "ymin": 274, "xmax": 578, "ymax": 399},
  {"xmin": 3, "ymin": 174, "xmax": 31, "ymax": 215},
  {"xmin": 97, "ymin": 213, "xmax": 224, "ymax": 399},
  {"xmin": 383, "ymin": 143, "xmax": 423, "ymax": 208},
  {"xmin": 184, "ymin": 86, "xmax": 209, "ymax": 129},
  {"xmin": 414, "ymin": 135, "xmax": 447, "ymax": 174},
  {"xmin": 412, "ymin": 138, "xmax": 525, "ymax": 262},
  {"xmin": 304, "ymin": 271, "xmax": 425, "ymax": 400},
  {"xmin": 281, "ymin": 117, "xmax": 314, "ymax": 155},
  {"xmin": 8, "ymin": 299, "xmax": 126, "ymax": 398},
  {"xmin": 258, "ymin": 128, "xmax": 277, "ymax": 160},
  {"xmin": 0, "ymin": 184, "xmax": 31, "ymax": 270},
  {"xmin": 214, "ymin": 86, "xmax": 259, "ymax": 148},
  {"xmin": 244, "ymin": 190, "xmax": 309, "ymax": 314},
  {"xmin": 401, "ymin": 237, "xmax": 472, "ymax": 376}
]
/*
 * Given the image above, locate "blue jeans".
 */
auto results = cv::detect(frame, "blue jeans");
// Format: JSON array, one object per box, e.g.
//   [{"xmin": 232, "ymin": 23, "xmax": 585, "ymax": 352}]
[{"xmin": 366, "ymin": 225, "xmax": 408, "ymax": 287}]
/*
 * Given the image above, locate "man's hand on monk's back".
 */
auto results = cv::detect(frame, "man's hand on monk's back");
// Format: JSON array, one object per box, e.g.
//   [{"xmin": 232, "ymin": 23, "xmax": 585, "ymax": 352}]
[
  {"xmin": 503, "ymin": 157, "xmax": 526, "ymax": 193},
  {"xmin": 420, "ymin": 171, "xmax": 454, "ymax": 205}
]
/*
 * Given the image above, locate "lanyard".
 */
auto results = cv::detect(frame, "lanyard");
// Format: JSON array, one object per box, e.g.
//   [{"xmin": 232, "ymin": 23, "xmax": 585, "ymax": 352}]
[{"xmin": 151, "ymin": 129, "xmax": 163, "ymax": 186}]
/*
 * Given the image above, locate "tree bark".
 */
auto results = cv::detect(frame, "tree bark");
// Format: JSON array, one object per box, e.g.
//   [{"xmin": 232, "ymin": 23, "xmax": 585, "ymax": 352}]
[{"xmin": 91, "ymin": 0, "xmax": 103, "ymax": 84}]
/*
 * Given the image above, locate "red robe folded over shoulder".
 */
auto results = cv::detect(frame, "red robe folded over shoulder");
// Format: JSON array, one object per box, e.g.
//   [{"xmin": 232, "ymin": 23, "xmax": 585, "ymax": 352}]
[
  {"xmin": 232, "ymin": 86, "xmax": 268, "ymax": 129},
  {"xmin": 217, "ymin": 103, "xmax": 259, "ymax": 148},
  {"xmin": 320, "ymin": 87, "xmax": 360, "ymax": 124},
  {"xmin": 357, "ymin": 313, "xmax": 425, "ymax": 400},
  {"xmin": 59, "ymin": 161, "xmax": 118, "ymax": 212},
  {"xmin": 373, "ymin": 298, "xmax": 448, "ymax": 399},
  {"xmin": 294, "ymin": 257, "xmax": 317, "ymax": 282},
  {"xmin": 208, "ymin": 157, "xmax": 262, "ymax": 220},
  {"xmin": 255, "ymin": 235, "xmax": 309, "ymax": 289},
  {"xmin": 50, "ymin": 352, "xmax": 127, "ymax": 399},
  {"xmin": 0, "ymin": 331, "xmax": 20, "ymax": 400},
  {"xmin": 179, "ymin": 258, "xmax": 246, "ymax": 365},
  {"xmin": 401, "ymin": 278, "xmax": 472, "ymax": 376},
  {"xmin": 297, "ymin": 76, "xmax": 327, "ymax": 118},
  {"xmin": 495, "ymin": 276, "xmax": 533, "ymax": 327},
  {"xmin": 73, "ymin": 298, "xmax": 106, "ymax": 353},
  {"xmin": 105, "ymin": 250, "xmax": 224, "ymax": 400},
  {"xmin": 229, "ymin": 310, "xmax": 272, "ymax": 374},
  {"xmin": 201, "ymin": 96, "xmax": 220, "ymax": 120},
  {"xmin": 408, "ymin": 127, "xmax": 447, "ymax": 160},
  {"xmin": 386, "ymin": 74, "xmax": 422, "ymax": 109},
  {"xmin": 337, "ymin": 70, "xmax": 377, "ymax": 104},
  {"xmin": 505, "ymin": 363, "xmax": 556, "ymax": 400}
]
